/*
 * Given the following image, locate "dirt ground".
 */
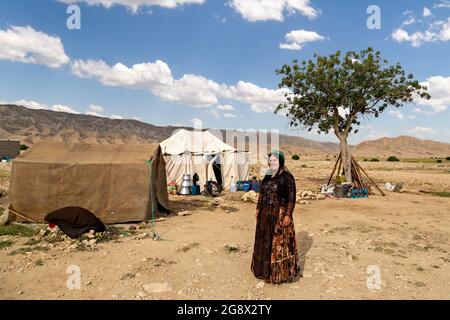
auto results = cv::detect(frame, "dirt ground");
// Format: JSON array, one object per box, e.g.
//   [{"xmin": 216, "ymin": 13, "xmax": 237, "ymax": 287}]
[{"xmin": 0, "ymin": 158, "xmax": 449, "ymax": 300}]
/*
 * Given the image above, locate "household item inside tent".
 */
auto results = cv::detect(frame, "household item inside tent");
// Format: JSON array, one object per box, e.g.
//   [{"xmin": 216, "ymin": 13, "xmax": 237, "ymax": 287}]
[
  {"xmin": 159, "ymin": 129, "xmax": 250, "ymax": 191},
  {"xmin": 8, "ymin": 141, "xmax": 169, "ymax": 224}
]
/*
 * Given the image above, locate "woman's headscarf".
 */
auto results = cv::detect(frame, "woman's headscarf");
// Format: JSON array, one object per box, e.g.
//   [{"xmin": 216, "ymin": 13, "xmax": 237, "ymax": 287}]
[{"xmin": 262, "ymin": 149, "xmax": 286, "ymax": 182}]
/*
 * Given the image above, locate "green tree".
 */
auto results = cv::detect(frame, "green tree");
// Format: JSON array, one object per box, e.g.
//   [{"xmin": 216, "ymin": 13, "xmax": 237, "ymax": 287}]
[{"xmin": 275, "ymin": 47, "xmax": 430, "ymax": 182}]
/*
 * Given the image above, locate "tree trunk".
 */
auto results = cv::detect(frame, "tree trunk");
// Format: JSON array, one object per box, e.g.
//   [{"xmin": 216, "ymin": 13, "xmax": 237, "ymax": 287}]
[{"xmin": 339, "ymin": 138, "xmax": 352, "ymax": 182}]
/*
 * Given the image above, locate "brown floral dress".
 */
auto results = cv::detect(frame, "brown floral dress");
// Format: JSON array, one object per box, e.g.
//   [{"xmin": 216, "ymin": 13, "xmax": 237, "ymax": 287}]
[{"xmin": 251, "ymin": 169, "xmax": 299, "ymax": 284}]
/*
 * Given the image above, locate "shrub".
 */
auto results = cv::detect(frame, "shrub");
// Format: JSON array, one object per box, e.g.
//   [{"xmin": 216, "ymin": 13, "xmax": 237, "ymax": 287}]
[
  {"xmin": 387, "ymin": 156, "xmax": 400, "ymax": 162},
  {"xmin": 446, "ymin": 157, "xmax": 450, "ymax": 161},
  {"xmin": 363, "ymin": 159, "xmax": 368, "ymax": 162},
  {"xmin": 291, "ymin": 154, "xmax": 300, "ymax": 160},
  {"xmin": 370, "ymin": 158, "xmax": 380, "ymax": 162},
  {"xmin": 437, "ymin": 159, "xmax": 442, "ymax": 163},
  {"xmin": 20, "ymin": 144, "xmax": 29, "ymax": 151}
]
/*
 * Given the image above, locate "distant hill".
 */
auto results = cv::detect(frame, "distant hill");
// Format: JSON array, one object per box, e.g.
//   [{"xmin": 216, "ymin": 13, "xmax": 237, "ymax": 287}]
[
  {"xmin": 0, "ymin": 104, "xmax": 339, "ymax": 155},
  {"xmin": 353, "ymin": 136, "xmax": 450, "ymax": 158},
  {"xmin": 2, "ymin": 104, "xmax": 449, "ymax": 158}
]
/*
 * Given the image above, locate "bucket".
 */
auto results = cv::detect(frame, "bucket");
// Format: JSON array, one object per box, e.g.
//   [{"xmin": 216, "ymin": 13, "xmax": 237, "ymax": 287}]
[
  {"xmin": 335, "ymin": 184, "xmax": 345, "ymax": 198},
  {"xmin": 191, "ymin": 185, "xmax": 200, "ymax": 195}
]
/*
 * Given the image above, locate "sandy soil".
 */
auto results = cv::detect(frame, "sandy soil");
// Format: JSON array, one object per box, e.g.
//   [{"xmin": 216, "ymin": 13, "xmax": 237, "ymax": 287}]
[{"xmin": 0, "ymin": 159, "xmax": 449, "ymax": 300}]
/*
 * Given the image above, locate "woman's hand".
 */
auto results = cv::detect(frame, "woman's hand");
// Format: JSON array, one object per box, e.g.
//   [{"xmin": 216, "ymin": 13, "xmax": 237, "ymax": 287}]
[{"xmin": 282, "ymin": 215, "xmax": 292, "ymax": 227}]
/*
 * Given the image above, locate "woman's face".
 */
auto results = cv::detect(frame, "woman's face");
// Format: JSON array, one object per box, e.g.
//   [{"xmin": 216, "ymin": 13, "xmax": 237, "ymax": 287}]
[{"xmin": 268, "ymin": 155, "xmax": 280, "ymax": 172}]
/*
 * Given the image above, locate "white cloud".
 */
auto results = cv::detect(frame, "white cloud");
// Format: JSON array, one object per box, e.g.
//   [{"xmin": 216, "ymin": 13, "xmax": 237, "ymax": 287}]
[
  {"xmin": 86, "ymin": 111, "xmax": 105, "ymax": 117},
  {"xmin": 417, "ymin": 76, "xmax": 450, "ymax": 112},
  {"xmin": 111, "ymin": 114, "xmax": 123, "ymax": 119},
  {"xmin": 229, "ymin": 0, "xmax": 319, "ymax": 22},
  {"xmin": 401, "ymin": 17, "xmax": 416, "ymax": 27},
  {"xmin": 133, "ymin": 116, "xmax": 142, "ymax": 121},
  {"xmin": 223, "ymin": 113, "xmax": 236, "ymax": 118},
  {"xmin": 57, "ymin": 0, "xmax": 205, "ymax": 13},
  {"xmin": 408, "ymin": 126, "xmax": 436, "ymax": 134},
  {"xmin": 423, "ymin": 7, "xmax": 432, "ymax": 17},
  {"xmin": 71, "ymin": 59, "xmax": 173, "ymax": 88},
  {"xmin": 0, "ymin": 25, "xmax": 69, "ymax": 68},
  {"xmin": 71, "ymin": 58, "xmax": 286, "ymax": 113},
  {"xmin": 156, "ymin": 74, "xmax": 223, "ymax": 107},
  {"xmin": 434, "ymin": 0, "xmax": 450, "ymax": 9},
  {"xmin": 13, "ymin": 99, "xmax": 48, "ymax": 110},
  {"xmin": 413, "ymin": 107, "xmax": 436, "ymax": 115},
  {"xmin": 190, "ymin": 118, "xmax": 203, "ymax": 127},
  {"xmin": 216, "ymin": 104, "xmax": 234, "ymax": 111},
  {"xmin": 71, "ymin": 59, "xmax": 222, "ymax": 107},
  {"xmin": 207, "ymin": 108, "xmax": 220, "ymax": 118},
  {"xmin": 88, "ymin": 104, "xmax": 105, "ymax": 113},
  {"xmin": 51, "ymin": 104, "xmax": 80, "ymax": 114},
  {"xmin": 222, "ymin": 81, "xmax": 287, "ymax": 113},
  {"xmin": 279, "ymin": 29, "xmax": 326, "ymax": 50},
  {"xmin": 86, "ymin": 104, "xmax": 106, "ymax": 117},
  {"xmin": 13, "ymin": 99, "xmax": 79, "ymax": 114},
  {"xmin": 388, "ymin": 110, "xmax": 405, "ymax": 120},
  {"xmin": 392, "ymin": 17, "xmax": 450, "ymax": 47}
]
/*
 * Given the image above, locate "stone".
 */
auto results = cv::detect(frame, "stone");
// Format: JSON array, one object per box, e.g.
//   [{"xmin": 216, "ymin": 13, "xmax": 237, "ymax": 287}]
[
  {"xmin": 143, "ymin": 283, "xmax": 172, "ymax": 293},
  {"xmin": 255, "ymin": 281, "xmax": 265, "ymax": 289},
  {"xmin": 241, "ymin": 191, "xmax": 258, "ymax": 203},
  {"xmin": 177, "ymin": 210, "xmax": 192, "ymax": 216}
]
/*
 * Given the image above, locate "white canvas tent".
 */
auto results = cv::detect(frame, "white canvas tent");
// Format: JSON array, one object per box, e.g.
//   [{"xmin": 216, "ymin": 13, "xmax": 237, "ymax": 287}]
[{"xmin": 160, "ymin": 129, "xmax": 249, "ymax": 190}]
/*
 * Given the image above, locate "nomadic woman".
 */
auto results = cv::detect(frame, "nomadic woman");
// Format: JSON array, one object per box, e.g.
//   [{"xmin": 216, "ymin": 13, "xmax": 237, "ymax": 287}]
[{"xmin": 251, "ymin": 150, "xmax": 299, "ymax": 284}]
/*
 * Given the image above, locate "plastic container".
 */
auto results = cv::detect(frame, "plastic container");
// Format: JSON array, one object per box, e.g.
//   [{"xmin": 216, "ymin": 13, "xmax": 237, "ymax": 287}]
[
  {"xmin": 251, "ymin": 177, "xmax": 260, "ymax": 193},
  {"xmin": 191, "ymin": 185, "xmax": 200, "ymax": 195},
  {"xmin": 335, "ymin": 184, "xmax": 345, "ymax": 198},
  {"xmin": 229, "ymin": 176, "xmax": 237, "ymax": 193}
]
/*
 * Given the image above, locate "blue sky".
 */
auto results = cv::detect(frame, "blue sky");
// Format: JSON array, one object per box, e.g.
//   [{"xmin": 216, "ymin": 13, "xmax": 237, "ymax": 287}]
[{"xmin": 0, "ymin": 0, "xmax": 449, "ymax": 144}]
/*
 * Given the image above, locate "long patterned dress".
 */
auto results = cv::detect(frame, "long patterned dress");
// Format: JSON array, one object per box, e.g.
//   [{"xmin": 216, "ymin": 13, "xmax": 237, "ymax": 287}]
[{"xmin": 251, "ymin": 169, "xmax": 299, "ymax": 284}]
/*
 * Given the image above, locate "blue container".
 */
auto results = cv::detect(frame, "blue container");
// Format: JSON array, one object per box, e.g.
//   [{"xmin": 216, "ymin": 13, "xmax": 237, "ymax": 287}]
[
  {"xmin": 191, "ymin": 185, "xmax": 200, "ymax": 195},
  {"xmin": 351, "ymin": 188, "xmax": 368, "ymax": 198},
  {"xmin": 242, "ymin": 181, "xmax": 251, "ymax": 192},
  {"xmin": 251, "ymin": 180, "xmax": 260, "ymax": 193}
]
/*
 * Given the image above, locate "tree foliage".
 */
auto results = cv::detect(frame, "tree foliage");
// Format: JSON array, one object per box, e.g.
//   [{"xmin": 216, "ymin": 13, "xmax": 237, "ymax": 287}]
[{"xmin": 275, "ymin": 47, "xmax": 431, "ymax": 140}]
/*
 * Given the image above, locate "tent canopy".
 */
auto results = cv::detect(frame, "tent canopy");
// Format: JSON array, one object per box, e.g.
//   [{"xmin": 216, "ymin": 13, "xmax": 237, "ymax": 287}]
[
  {"xmin": 160, "ymin": 129, "xmax": 236, "ymax": 155},
  {"xmin": 9, "ymin": 141, "xmax": 169, "ymax": 224}
]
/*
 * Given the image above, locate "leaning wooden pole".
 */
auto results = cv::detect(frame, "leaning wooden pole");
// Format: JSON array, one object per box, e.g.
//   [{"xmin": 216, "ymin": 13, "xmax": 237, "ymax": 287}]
[
  {"xmin": 351, "ymin": 158, "xmax": 364, "ymax": 188},
  {"xmin": 351, "ymin": 156, "xmax": 385, "ymax": 196},
  {"xmin": 327, "ymin": 152, "xmax": 342, "ymax": 186}
]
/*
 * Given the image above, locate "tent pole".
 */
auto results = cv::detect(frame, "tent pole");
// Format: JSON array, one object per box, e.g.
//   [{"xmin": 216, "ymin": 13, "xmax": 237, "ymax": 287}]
[{"xmin": 351, "ymin": 156, "xmax": 385, "ymax": 196}]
